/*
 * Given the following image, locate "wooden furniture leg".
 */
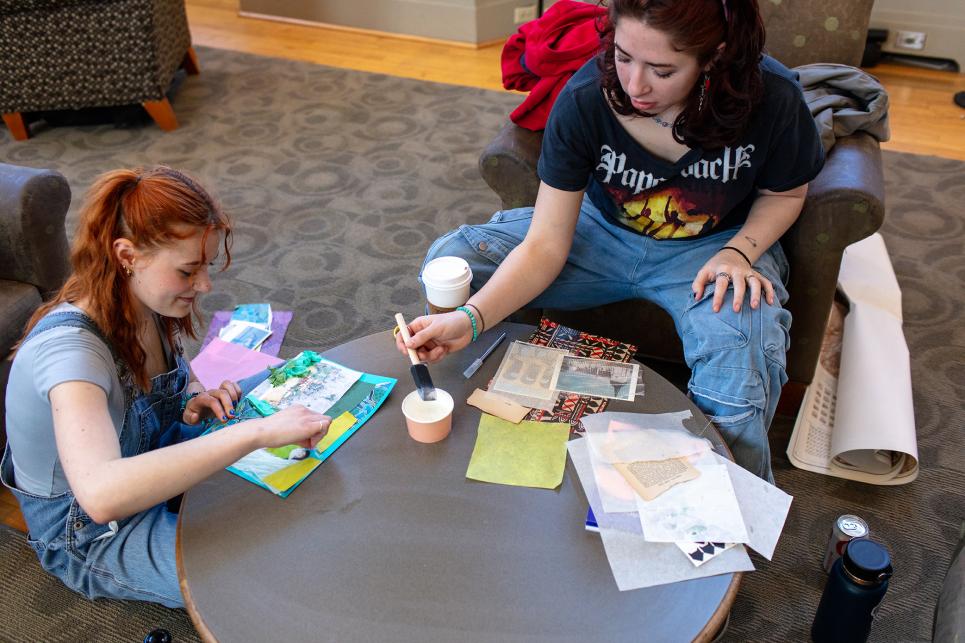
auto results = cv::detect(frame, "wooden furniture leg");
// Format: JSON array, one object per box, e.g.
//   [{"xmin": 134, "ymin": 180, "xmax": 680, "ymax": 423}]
[
  {"xmin": 142, "ymin": 98, "xmax": 179, "ymax": 131},
  {"xmin": 182, "ymin": 46, "xmax": 201, "ymax": 75},
  {"xmin": 2, "ymin": 113, "xmax": 29, "ymax": 141}
]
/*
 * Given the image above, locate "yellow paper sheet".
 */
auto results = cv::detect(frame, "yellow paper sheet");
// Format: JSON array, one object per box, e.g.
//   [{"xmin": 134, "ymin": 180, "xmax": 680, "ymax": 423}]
[
  {"xmin": 262, "ymin": 457, "xmax": 322, "ymax": 493},
  {"xmin": 261, "ymin": 412, "xmax": 357, "ymax": 492},
  {"xmin": 466, "ymin": 414, "xmax": 570, "ymax": 489},
  {"xmin": 313, "ymin": 411, "xmax": 358, "ymax": 453}
]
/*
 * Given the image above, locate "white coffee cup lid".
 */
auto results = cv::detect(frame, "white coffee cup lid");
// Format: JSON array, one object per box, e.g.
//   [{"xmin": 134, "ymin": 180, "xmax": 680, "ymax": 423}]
[{"xmin": 423, "ymin": 256, "xmax": 471, "ymax": 288}]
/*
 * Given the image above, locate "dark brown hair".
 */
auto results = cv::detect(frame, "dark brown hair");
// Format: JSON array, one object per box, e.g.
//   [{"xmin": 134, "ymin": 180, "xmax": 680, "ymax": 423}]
[
  {"xmin": 23, "ymin": 166, "xmax": 232, "ymax": 390},
  {"xmin": 598, "ymin": 0, "xmax": 766, "ymax": 149}
]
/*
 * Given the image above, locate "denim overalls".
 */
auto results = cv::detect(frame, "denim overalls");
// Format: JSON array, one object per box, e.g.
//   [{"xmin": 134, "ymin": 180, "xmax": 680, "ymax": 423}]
[{"xmin": 1, "ymin": 311, "xmax": 188, "ymax": 608}]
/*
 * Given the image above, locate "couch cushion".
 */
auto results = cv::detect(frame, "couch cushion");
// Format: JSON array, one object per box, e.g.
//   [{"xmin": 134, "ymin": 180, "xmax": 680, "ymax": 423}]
[{"xmin": 0, "ymin": 281, "xmax": 41, "ymax": 356}]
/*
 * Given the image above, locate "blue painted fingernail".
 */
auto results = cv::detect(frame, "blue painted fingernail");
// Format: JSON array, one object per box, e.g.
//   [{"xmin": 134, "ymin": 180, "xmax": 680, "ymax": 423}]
[{"xmin": 222, "ymin": 415, "xmax": 227, "ymax": 421}]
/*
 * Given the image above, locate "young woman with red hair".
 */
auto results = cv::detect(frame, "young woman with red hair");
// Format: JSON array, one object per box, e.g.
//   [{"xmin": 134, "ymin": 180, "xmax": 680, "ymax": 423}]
[
  {"xmin": 2, "ymin": 166, "xmax": 330, "ymax": 607},
  {"xmin": 399, "ymin": 0, "xmax": 824, "ymax": 482}
]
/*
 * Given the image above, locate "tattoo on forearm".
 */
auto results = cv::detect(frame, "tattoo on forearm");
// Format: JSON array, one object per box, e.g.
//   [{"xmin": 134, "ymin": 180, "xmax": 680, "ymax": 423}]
[{"xmin": 744, "ymin": 236, "xmax": 758, "ymax": 248}]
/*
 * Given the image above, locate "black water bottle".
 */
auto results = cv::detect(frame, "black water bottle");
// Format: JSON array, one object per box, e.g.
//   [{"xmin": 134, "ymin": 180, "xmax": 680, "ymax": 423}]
[{"xmin": 811, "ymin": 538, "xmax": 893, "ymax": 642}]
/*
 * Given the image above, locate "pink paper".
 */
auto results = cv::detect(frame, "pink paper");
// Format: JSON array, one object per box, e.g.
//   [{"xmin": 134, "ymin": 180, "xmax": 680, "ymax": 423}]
[{"xmin": 190, "ymin": 338, "xmax": 284, "ymax": 389}]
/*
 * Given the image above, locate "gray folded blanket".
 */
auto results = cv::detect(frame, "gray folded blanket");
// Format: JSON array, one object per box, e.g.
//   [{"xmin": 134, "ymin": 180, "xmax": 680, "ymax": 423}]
[{"xmin": 796, "ymin": 63, "xmax": 891, "ymax": 153}]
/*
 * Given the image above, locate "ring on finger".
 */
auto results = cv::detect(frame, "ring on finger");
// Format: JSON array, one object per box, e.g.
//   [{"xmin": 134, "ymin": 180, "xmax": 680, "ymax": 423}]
[{"xmin": 715, "ymin": 271, "xmax": 732, "ymax": 282}]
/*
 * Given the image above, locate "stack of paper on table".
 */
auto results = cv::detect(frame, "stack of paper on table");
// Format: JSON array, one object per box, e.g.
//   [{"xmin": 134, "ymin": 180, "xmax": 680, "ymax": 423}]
[
  {"xmin": 490, "ymin": 340, "xmax": 642, "ymax": 419},
  {"xmin": 788, "ymin": 233, "xmax": 919, "ymax": 485},
  {"xmin": 494, "ymin": 318, "xmax": 640, "ymax": 426},
  {"xmin": 203, "ymin": 351, "xmax": 396, "ymax": 497},
  {"xmin": 570, "ymin": 411, "xmax": 793, "ymax": 591}
]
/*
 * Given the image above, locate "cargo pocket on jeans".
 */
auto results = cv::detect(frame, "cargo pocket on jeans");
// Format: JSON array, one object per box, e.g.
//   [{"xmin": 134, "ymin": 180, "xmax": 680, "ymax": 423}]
[
  {"xmin": 761, "ymin": 305, "xmax": 792, "ymax": 370},
  {"xmin": 690, "ymin": 365, "xmax": 766, "ymax": 418},
  {"xmin": 681, "ymin": 292, "xmax": 752, "ymax": 363}
]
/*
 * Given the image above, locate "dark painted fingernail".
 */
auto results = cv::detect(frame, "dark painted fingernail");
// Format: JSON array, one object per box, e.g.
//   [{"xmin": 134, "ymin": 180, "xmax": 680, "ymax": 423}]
[{"xmin": 221, "ymin": 415, "xmax": 227, "ymax": 421}]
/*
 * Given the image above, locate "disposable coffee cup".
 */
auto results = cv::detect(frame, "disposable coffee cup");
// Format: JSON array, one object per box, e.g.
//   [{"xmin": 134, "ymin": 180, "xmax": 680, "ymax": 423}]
[
  {"xmin": 422, "ymin": 256, "xmax": 472, "ymax": 315},
  {"xmin": 401, "ymin": 389, "xmax": 454, "ymax": 443}
]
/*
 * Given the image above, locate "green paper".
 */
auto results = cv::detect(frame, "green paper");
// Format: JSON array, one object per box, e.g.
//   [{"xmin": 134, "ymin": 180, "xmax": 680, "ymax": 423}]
[
  {"xmin": 323, "ymin": 380, "xmax": 376, "ymax": 418},
  {"xmin": 466, "ymin": 415, "xmax": 570, "ymax": 489}
]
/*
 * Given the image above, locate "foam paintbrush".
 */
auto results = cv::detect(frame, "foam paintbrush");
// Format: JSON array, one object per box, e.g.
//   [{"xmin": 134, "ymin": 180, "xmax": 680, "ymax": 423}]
[{"xmin": 394, "ymin": 313, "xmax": 437, "ymax": 401}]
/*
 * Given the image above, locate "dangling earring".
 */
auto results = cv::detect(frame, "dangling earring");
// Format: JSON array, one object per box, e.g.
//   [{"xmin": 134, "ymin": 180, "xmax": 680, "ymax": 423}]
[
  {"xmin": 124, "ymin": 258, "xmax": 135, "ymax": 277},
  {"xmin": 698, "ymin": 74, "xmax": 710, "ymax": 112}
]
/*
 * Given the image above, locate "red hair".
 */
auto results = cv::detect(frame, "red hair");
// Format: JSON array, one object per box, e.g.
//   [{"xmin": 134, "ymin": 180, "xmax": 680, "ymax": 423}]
[
  {"xmin": 23, "ymin": 166, "xmax": 233, "ymax": 391},
  {"xmin": 598, "ymin": 0, "xmax": 766, "ymax": 149}
]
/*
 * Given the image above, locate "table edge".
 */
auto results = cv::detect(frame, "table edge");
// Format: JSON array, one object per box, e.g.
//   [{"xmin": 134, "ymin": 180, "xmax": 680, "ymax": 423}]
[{"xmin": 174, "ymin": 323, "xmax": 743, "ymax": 642}]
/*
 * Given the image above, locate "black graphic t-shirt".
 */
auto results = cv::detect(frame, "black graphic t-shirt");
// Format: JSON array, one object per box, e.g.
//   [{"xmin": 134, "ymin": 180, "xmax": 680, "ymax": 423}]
[{"xmin": 538, "ymin": 56, "xmax": 825, "ymax": 239}]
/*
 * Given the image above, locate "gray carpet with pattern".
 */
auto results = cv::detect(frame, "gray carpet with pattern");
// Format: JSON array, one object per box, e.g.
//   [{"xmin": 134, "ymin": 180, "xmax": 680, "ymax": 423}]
[{"xmin": 0, "ymin": 46, "xmax": 962, "ymax": 643}]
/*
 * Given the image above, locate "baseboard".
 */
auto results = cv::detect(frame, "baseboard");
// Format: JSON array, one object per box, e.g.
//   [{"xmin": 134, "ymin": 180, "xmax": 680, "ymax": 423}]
[{"xmin": 238, "ymin": 0, "xmax": 520, "ymax": 46}]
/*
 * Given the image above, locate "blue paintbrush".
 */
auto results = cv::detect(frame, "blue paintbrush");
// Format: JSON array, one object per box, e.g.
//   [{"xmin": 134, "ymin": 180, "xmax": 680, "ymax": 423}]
[{"xmin": 395, "ymin": 313, "xmax": 437, "ymax": 401}]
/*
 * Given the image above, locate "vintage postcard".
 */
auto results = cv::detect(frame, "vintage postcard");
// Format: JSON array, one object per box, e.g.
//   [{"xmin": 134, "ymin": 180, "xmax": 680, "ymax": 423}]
[
  {"xmin": 556, "ymin": 356, "xmax": 639, "ymax": 401},
  {"xmin": 219, "ymin": 322, "xmax": 272, "ymax": 351},
  {"xmin": 491, "ymin": 341, "xmax": 568, "ymax": 401}
]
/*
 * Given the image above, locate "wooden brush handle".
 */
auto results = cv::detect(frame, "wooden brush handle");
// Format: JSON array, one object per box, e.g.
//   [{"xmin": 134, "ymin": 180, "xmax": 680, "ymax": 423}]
[{"xmin": 394, "ymin": 313, "xmax": 420, "ymax": 365}]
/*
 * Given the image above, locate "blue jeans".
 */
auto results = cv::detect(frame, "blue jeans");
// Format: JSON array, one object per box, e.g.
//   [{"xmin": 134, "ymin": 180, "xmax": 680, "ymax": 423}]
[
  {"xmin": 2, "ymin": 311, "xmax": 268, "ymax": 607},
  {"xmin": 423, "ymin": 197, "xmax": 790, "ymax": 482}
]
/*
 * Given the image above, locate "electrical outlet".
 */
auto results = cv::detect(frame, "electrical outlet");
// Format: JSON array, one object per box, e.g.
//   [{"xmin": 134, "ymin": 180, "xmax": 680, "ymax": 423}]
[
  {"xmin": 895, "ymin": 30, "xmax": 926, "ymax": 51},
  {"xmin": 514, "ymin": 5, "xmax": 537, "ymax": 24}
]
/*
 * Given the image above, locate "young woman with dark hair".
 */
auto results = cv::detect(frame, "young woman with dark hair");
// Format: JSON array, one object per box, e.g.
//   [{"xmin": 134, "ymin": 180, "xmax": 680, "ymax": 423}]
[
  {"xmin": 2, "ymin": 167, "xmax": 330, "ymax": 607},
  {"xmin": 397, "ymin": 0, "xmax": 824, "ymax": 482}
]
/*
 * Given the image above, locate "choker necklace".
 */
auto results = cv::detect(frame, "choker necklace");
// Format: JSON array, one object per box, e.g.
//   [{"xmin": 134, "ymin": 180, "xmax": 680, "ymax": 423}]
[{"xmin": 651, "ymin": 114, "xmax": 673, "ymax": 128}]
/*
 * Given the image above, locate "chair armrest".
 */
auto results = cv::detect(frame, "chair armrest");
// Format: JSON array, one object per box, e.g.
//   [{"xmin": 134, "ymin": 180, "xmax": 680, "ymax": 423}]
[
  {"xmin": 0, "ymin": 163, "xmax": 71, "ymax": 297},
  {"xmin": 781, "ymin": 132, "xmax": 885, "ymax": 383},
  {"xmin": 478, "ymin": 121, "xmax": 543, "ymax": 210}
]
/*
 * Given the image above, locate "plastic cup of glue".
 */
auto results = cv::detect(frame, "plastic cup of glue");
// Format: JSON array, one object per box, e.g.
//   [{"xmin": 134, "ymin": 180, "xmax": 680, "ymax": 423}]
[{"xmin": 401, "ymin": 389, "xmax": 454, "ymax": 443}]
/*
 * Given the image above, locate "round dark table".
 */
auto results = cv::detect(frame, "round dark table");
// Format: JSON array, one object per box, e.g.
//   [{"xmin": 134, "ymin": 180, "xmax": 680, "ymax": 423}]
[{"xmin": 177, "ymin": 323, "xmax": 740, "ymax": 642}]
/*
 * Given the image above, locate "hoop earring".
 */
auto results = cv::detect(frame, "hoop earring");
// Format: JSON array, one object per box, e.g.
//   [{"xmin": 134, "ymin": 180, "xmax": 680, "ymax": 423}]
[{"xmin": 698, "ymin": 74, "xmax": 710, "ymax": 112}]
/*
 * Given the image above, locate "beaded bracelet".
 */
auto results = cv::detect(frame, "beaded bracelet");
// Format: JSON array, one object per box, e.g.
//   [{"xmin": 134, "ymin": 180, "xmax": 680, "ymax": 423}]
[{"xmin": 456, "ymin": 305, "xmax": 479, "ymax": 342}]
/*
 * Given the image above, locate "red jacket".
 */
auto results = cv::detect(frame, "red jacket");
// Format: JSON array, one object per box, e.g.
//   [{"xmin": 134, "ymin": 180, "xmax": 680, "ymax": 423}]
[{"xmin": 501, "ymin": 0, "xmax": 607, "ymax": 131}]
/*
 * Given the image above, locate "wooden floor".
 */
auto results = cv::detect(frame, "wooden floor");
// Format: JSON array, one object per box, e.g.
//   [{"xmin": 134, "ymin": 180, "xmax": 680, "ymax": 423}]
[
  {"xmin": 181, "ymin": 0, "xmax": 965, "ymax": 160},
  {"xmin": 2, "ymin": 1, "xmax": 963, "ymax": 534}
]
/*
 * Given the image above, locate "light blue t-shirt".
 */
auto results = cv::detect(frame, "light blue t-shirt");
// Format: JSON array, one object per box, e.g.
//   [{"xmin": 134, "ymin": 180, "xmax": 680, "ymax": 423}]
[{"xmin": 5, "ymin": 304, "xmax": 127, "ymax": 496}]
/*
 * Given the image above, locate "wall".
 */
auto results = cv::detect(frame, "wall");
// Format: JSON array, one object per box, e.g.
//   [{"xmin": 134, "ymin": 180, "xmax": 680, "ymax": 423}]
[
  {"xmin": 869, "ymin": 0, "xmax": 965, "ymax": 67},
  {"xmin": 238, "ymin": 0, "xmax": 534, "ymax": 44}
]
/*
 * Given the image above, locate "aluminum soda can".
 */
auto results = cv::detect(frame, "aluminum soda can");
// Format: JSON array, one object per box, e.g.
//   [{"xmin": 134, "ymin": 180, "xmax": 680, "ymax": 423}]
[{"xmin": 823, "ymin": 514, "xmax": 869, "ymax": 573}]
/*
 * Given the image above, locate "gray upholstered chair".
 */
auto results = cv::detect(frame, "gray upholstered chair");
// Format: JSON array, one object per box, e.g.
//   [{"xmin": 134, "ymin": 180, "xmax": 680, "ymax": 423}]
[
  {"xmin": 0, "ymin": 0, "xmax": 199, "ymax": 141},
  {"xmin": 478, "ymin": 0, "xmax": 884, "ymax": 411},
  {"xmin": 0, "ymin": 163, "xmax": 71, "ymax": 448}
]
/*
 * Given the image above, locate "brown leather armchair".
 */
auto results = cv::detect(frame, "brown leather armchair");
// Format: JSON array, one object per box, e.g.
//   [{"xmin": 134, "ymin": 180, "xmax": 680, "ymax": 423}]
[
  {"xmin": 478, "ymin": 0, "xmax": 884, "ymax": 410},
  {"xmin": 0, "ymin": 163, "xmax": 71, "ymax": 447}
]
